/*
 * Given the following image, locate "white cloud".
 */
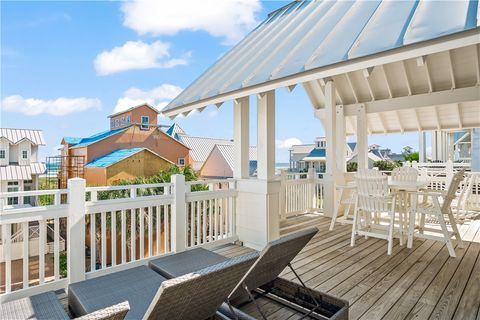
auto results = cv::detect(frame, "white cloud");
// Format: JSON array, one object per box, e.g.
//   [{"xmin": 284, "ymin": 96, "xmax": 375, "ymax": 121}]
[
  {"xmin": 276, "ymin": 138, "xmax": 302, "ymax": 149},
  {"xmin": 121, "ymin": 0, "xmax": 262, "ymax": 45},
  {"xmin": 1, "ymin": 95, "xmax": 101, "ymax": 116},
  {"xmin": 94, "ymin": 40, "xmax": 190, "ymax": 76},
  {"xmin": 114, "ymin": 84, "xmax": 183, "ymax": 114}
]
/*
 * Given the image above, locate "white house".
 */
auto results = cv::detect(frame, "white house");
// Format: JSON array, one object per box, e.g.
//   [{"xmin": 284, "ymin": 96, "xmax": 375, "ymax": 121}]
[
  {"xmin": 0, "ymin": 128, "xmax": 46, "ymax": 207},
  {"xmin": 200, "ymin": 144, "xmax": 257, "ymax": 178}
]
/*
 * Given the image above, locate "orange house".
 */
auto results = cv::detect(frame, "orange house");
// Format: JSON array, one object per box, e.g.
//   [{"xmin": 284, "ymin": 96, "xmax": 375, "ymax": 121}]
[{"xmin": 60, "ymin": 104, "xmax": 190, "ymax": 186}]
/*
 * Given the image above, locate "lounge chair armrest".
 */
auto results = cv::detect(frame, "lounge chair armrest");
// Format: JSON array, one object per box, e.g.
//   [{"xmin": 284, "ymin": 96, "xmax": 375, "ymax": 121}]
[
  {"xmin": 408, "ymin": 190, "xmax": 446, "ymax": 198},
  {"xmin": 75, "ymin": 301, "xmax": 130, "ymax": 320}
]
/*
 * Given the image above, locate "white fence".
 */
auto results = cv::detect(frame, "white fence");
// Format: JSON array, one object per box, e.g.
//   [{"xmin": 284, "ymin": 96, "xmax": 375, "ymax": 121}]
[
  {"xmin": 280, "ymin": 169, "xmax": 324, "ymax": 220},
  {"xmin": 0, "ymin": 175, "xmax": 238, "ymax": 303}
]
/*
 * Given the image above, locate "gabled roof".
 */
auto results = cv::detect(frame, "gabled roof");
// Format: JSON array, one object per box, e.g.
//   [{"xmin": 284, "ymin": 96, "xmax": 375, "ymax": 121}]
[
  {"xmin": 0, "ymin": 163, "xmax": 46, "ymax": 181},
  {"xmin": 165, "ymin": 123, "xmax": 186, "ymax": 140},
  {"xmin": 0, "ymin": 128, "xmax": 46, "ymax": 145},
  {"xmin": 163, "ymin": 0, "xmax": 479, "ymax": 115},
  {"xmin": 62, "ymin": 137, "xmax": 82, "ymax": 145},
  {"xmin": 303, "ymin": 148, "xmax": 326, "ymax": 161},
  {"xmin": 85, "ymin": 148, "xmax": 173, "ymax": 168},
  {"xmin": 347, "ymin": 142, "xmax": 357, "ymax": 153},
  {"xmin": 69, "ymin": 127, "xmax": 129, "ymax": 149},
  {"xmin": 177, "ymin": 134, "xmax": 233, "ymax": 163},
  {"xmin": 108, "ymin": 103, "xmax": 159, "ymax": 118},
  {"xmin": 289, "ymin": 144, "xmax": 315, "ymax": 154}
]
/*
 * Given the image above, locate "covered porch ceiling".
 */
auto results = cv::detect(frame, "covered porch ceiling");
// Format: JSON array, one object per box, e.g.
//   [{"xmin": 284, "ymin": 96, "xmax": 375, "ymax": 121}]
[{"xmin": 162, "ymin": 0, "xmax": 480, "ymax": 130}]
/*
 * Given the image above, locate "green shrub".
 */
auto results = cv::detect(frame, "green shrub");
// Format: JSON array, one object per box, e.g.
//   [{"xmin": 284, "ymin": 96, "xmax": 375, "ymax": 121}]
[
  {"xmin": 403, "ymin": 151, "xmax": 419, "ymax": 162},
  {"xmin": 59, "ymin": 252, "xmax": 67, "ymax": 278},
  {"xmin": 373, "ymin": 160, "xmax": 400, "ymax": 171},
  {"xmin": 347, "ymin": 162, "xmax": 358, "ymax": 172}
]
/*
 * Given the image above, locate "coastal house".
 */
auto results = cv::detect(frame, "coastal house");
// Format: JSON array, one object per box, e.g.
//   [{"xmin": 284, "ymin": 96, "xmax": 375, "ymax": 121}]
[
  {"xmin": 0, "ymin": 128, "xmax": 46, "ymax": 207},
  {"xmin": 58, "ymin": 104, "xmax": 189, "ymax": 186},
  {"xmin": 200, "ymin": 144, "xmax": 257, "ymax": 178}
]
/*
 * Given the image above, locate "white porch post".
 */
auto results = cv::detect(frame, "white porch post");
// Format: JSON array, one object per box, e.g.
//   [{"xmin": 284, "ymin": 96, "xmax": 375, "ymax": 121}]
[
  {"xmin": 335, "ymin": 105, "xmax": 346, "ymax": 174},
  {"xmin": 356, "ymin": 104, "xmax": 368, "ymax": 169},
  {"xmin": 322, "ymin": 81, "xmax": 341, "ymax": 217},
  {"xmin": 67, "ymin": 178, "xmax": 86, "ymax": 284},
  {"xmin": 233, "ymin": 97, "xmax": 250, "ymax": 179},
  {"xmin": 235, "ymin": 90, "xmax": 280, "ymax": 250},
  {"xmin": 419, "ymin": 131, "xmax": 426, "ymax": 162}
]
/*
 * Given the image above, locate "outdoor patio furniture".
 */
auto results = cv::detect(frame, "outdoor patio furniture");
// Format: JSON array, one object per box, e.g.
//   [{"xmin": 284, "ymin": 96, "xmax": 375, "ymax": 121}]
[
  {"xmin": 0, "ymin": 291, "xmax": 130, "ymax": 320},
  {"xmin": 330, "ymin": 182, "xmax": 356, "ymax": 231},
  {"xmin": 149, "ymin": 227, "xmax": 319, "ymax": 319},
  {"xmin": 351, "ymin": 169, "xmax": 403, "ymax": 255},
  {"xmin": 68, "ymin": 252, "xmax": 259, "ymax": 320},
  {"xmin": 407, "ymin": 170, "xmax": 465, "ymax": 257}
]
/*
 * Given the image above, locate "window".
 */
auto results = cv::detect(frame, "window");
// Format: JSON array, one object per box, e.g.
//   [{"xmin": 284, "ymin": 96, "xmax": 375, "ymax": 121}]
[
  {"xmin": 121, "ymin": 117, "xmax": 125, "ymax": 126},
  {"xmin": 141, "ymin": 116, "xmax": 149, "ymax": 130},
  {"xmin": 115, "ymin": 119, "xmax": 119, "ymax": 128},
  {"xmin": 22, "ymin": 150, "xmax": 28, "ymax": 159},
  {"xmin": 7, "ymin": 181, "xmax": 19, "ymax": 205},
  {"xmin": 0, "ymin": 149, "xmax": 5, "ymax": 159},
  {"xmin": 126, "ymin": 115, "xmax": 131, "ymax": 124},
  {"xmin": 178, "ymin": 158, "xmax": 185, "ymax": 166},
  {"xmin": 111, "ymin": 119, "xmax": 115, "ymax": 128}
]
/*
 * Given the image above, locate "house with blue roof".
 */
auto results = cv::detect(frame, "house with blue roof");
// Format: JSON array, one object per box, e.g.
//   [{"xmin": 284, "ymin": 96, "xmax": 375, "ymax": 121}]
[{"xmin": 58, "ymin": 104, "xmax": 190, "ymax": 186}]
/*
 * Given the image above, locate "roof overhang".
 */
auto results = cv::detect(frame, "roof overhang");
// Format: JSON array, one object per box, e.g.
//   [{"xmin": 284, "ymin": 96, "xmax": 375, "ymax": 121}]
[{"xmin": 163, "ymin": 29, "xmax": 479, "ymax": 119}]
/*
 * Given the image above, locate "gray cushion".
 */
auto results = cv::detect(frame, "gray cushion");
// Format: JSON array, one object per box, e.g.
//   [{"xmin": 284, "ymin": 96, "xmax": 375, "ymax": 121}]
[
  {"xmin": 148, "ymin": 247, "xmax": 229, "ymax": 278},
  {"xmin": 0, "ymin": 291, "xmax": 69, "ymax": 320},
  {"xmin": 69, "ymin": 266, "xmax": 167, "ymax": 320}
]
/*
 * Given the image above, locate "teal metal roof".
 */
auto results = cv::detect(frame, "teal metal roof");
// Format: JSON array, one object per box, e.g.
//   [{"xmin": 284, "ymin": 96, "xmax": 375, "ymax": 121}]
[
  {"xmin": 63, "ymin": 137, "xmax": 82, "ymax": 145},
  {"xmin": 85, "ymin": 148, "xmax": 144, "ymax": 168},
  {"xmin": 163, "ymin": 0, "xmax": 479, "ymax": 114},
  {"xmin": 70, "ymin": 127, "xmax": 128, "ymax": 149},
  {"xmin": 305, "ymin": 148, "xmax": 326, "ymax": 158}
]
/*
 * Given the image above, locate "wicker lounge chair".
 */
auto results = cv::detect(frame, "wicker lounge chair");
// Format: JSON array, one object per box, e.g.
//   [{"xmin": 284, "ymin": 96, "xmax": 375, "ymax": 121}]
[
  {"xmin": 68, "ymin": 251, "xmax": 259, "ymax": 320},
  {"xmin": 149, "ymin": 227, "xmax": 319, "ymax": 319},
  {"xmin": 0, "ymin": 291, "xmax": 129, "ymax": 320}
]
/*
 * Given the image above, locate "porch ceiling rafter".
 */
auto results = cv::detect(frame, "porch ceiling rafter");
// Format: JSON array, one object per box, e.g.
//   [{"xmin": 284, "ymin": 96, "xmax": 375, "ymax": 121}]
[{"xmin": 455, "ymin": 103, "xmax": 463, "ymax": 129}]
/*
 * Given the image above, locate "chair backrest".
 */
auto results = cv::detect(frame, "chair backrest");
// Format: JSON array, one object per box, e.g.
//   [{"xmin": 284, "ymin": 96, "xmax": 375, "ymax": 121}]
[
  {"xmin": 145, "ymin": 251, "xmax": 259, "ymax": 320},
  {"xmin": 355, "ymin": 169, "xmax": 391, "ymax": 212},
  {"xmin": 229, "ymin": 227, "xmax": 318, "ymax": 300},
  {"xmin": 391, "ymin": 167, "xmax": 418, "ymax": 182},
  {"xmin": 442, "ymin": 170, "xmax": 465, "ymax": 211},
  {"xmin": 76, "ymin": 301, "xmax": 130, "ymax": 320}
]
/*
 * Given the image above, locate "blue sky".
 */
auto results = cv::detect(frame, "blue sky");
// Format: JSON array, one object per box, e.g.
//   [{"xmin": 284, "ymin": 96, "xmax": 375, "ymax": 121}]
[{"xmin": 1, "ymin": 0, "xmax": 419, "ymax": 163}]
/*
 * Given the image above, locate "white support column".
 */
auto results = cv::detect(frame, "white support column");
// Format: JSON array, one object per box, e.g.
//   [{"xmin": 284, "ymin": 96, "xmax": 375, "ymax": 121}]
[
  {"xmin": 171, "ymin": 174, "xmax": 186, "ymax": 253},
  {"xmin": 235, "ymin": 90, "xmax": 279, "ymax": 250},
  {"xmin": 322, "ymin": 80, "xmax": 339, "ymax": 217},
  {"xmin": 234, "ymin": 97, "xmax": 250, "ymax": 179},
  {"xmin": 257, "ymin": 91, "xmax": 276, "ymax": 180},
  {"xmin": 335, "ymin": 105, "xmax": 346, "ymax": 174},
  {"xmin": 67, "ymin": 178, "xmax": 86, "ymax": 284},
  {"xmin": 419, "ymin": 131, "xmax": 426, "ymax": 163},
  {"xmin": 356, "ymin": 105, "xmax": 368, "ymax": 169}
]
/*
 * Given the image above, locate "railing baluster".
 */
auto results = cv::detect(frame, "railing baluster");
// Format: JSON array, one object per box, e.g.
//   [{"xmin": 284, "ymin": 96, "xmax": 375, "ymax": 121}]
[
  {"xmin": 156, "ymin": 206, "xmax": 160, "ymax": 255},
  {"xmin": 139, "ymin": 208, "xmax": 144, "ymax": 259},
  {"xmin": 22, "ymin": 221, "xmax": 29, "ymax": 288},
  {"xmin": 196, "ymin": 201, "xmax": 201, "ymax": 245},
  {"xmin": 190, "ymin": 203, "xmax": 194, "ymax": 246},
  {"xmin": 101, "ymin": 212, "xmax": 106, "ymax": 269},
  {"xmin": 220, "ymin": 198, "xmax": 224, "ymax": 239},
  {"xmin": 121, "ymin": 210, "xmax": 126, "ymax": 264},
  {"xmin": 54, "ymin": 217, "xmax": 60, "ymax": 280},
  {"xmin": 39, "ymin": 220, "xmax": 46, "ymax": 284},
  {"xmin": 214, "ymin": 198, "xmax": 218, "ymax": 240},
  {"xmin": 202, "ymin": 200, "xmax": 207, "ymax": 244},
  {"xmin": 148, "ymin": 206, "xmax": 153, "ymax": 257},
  {"xmin": 90, "ymin": 214, "xmax": 96, "ymax": 272},
  {"xmin": 111, "ymin": 211, "xmax": 117, "ymax": 267},
  {"xmin": 2, "ymin": 223, "xmax": 12, "ymax": 293},
  {"xmin": 208, "ymin": 199, "xmax": 213, "ymax": 242},
  {"xmin": 131, "ymin": 209, "xmax": 136, "ymax": 261}
]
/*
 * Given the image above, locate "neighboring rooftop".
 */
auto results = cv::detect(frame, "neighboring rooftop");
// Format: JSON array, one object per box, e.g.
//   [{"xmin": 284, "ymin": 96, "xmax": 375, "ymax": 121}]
[
  {"xmin": 0, "ymin": 163, "xmax": 46, "ymax": 180},
  {"xmin": 85, "ymin": 148, "xmax": 172, "ymax": 168},
  {"xmin": 303, "ymin": 148, "xmax": 327, "ymax": 161},
  {"xmin": 68, "ymin": 127, "xmax": 129, "ymax": 149},
  {"xmin": 108, "ymin": 103, "xmax": 159, "ymax": 118},
  {"xmin": 177, "ymin": 134, "xmax": 234, "ymax": 163},
  {"xmin": 289, "ymin": 144, "xmax": 315, "ymax": 155},
  {"xmin": 0, "ymin": 128, "xmax": 46, "ymax": 145},
  {"xmin": 165, "ymin": 123, "xmax": 186, "ymax": 140}
]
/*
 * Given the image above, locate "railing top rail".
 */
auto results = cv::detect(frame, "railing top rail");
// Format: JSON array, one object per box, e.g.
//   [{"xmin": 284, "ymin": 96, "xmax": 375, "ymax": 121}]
[
  {"xmin": 0, "ymin": 189, "xmax": 67, "ymax": 198},
  {"xmin": 186, "ymin": 178, "xmax": 235, "ymax": 186},
  {"xmin": 86, "ymin": 183, "xmax": 172, "ymax": 192}
]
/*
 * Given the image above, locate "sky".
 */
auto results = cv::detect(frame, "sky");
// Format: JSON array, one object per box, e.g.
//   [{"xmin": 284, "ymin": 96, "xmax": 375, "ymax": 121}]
[{"xmin": 1, "ymin": 0, "xmax": 420, "ymax": 163}]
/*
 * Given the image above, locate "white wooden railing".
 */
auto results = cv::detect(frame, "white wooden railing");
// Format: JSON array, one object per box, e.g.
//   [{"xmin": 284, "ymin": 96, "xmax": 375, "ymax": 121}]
[
  {"xmin": 0, "ymin": 175, "xmax": 238, "ymax": 303},
  {"xmin": 280, "ymin": 169, "xmax": 324, "ymax": 220}
]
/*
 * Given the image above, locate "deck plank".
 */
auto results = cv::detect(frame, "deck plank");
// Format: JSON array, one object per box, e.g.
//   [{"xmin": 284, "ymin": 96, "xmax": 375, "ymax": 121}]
[{"xmin": 453, "ymin": 246, "xmax": 480, "ymax": 320}]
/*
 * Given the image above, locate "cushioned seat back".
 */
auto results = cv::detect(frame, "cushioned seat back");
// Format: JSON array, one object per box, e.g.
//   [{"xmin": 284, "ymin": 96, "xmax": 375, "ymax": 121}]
[
  {"xmin": 145, "ymin": 251, "xmax": 259, "ymax": 320},
  {"xmin": 230, "ymin": 227, "xmax": 318, "ymax": 299}
]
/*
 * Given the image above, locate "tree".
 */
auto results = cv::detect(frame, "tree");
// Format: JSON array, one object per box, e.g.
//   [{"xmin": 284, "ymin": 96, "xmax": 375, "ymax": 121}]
[
  {"xmin": 373, "ymin": 160, "xmax": 401, "ymax": 171},
  {"xmin": 403, "ymin": 151, "xmax": 419, "ymax": 162},
  {"xmin": 347, "ymin": 162, "xmax": 357, "ymax": 172}
]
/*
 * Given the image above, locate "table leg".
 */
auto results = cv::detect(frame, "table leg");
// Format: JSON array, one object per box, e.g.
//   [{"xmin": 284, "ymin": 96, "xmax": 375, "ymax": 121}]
[{"xmin": 407, "ymin": 192, "xmax": 418, "ymax": 249}]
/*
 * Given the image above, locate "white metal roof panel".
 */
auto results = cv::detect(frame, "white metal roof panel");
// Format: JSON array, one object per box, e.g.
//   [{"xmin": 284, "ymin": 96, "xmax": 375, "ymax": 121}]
[
  {"xmin": 0, "ymin": 163, "xmax": 46, "ymax": 181},
  {"xmin": 0, "ymin": 128, "xmax": 46, "ymax": 145},
  {"xmin": 164, "ymin": 0, "xmax": 479, "ymax": 115},
  {"xmin": 215, "ymin": 144, "xmax": 257, "ymax": 171},
  {"xmin": 177, "ymin": 134, "xmax": 233, "ymax": 163}
]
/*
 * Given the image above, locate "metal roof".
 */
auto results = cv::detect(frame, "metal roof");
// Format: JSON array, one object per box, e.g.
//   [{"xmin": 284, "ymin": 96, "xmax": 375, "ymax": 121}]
[
  {"xmin": 213, "ymin": 144, "xmax": 257, "ymax": 171},
  {"xmin": 0, "ymin": 163, "xmax": 46, "ymax": 181},
  {"xmin": 108, "ymin": 103, "xmax": 159, "ymax": 118},
  {"xmin": 177, "ymin": 134, "xmax": 234, "ymax": 163},
  {"xmin": 69, "ymin": 127, "xmax": 129, "ymax": 149},
  {"xmin": 163, "ymin": 0, "xmax": 479, "ymax": 115},
  {"xmin": 0, "ymin": 128, "xmax": 46, "ymax": 145},
  {"xmin": 165, "ymin": 123, "xmax": 186, "ymax": 140},
  {"xmin": 303, "ymin": 148, "xmax": 326, "ymax": 161},
  {"xmin": 85, "ymin": 148, "xmax": 144, "ymax": 168},
  {"xmin": 289, "ymin": 144, "xmax": 315, "ymax": 155},
  {"xmin": 63, "ymin": 137, "xmax": 82, "ymax": 145}
]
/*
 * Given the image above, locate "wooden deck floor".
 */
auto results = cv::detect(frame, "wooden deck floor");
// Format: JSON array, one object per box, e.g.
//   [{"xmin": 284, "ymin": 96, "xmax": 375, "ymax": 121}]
[{"xmin": 217, "ymin": 215, "xmax": 480, "ymax": 320}]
